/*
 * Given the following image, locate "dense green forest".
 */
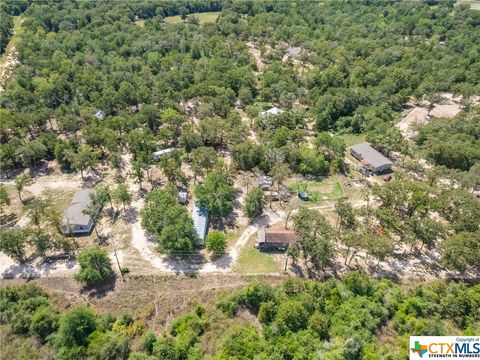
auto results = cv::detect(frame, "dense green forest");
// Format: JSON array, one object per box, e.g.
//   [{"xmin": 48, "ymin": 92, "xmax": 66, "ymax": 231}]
[
  {"xmin": 1, "ymin": 0, "xmax": 480, "ymax": 175},
  {"xmin": 1, "ymin": 275, "xmax": 479, "ymax": 360}
]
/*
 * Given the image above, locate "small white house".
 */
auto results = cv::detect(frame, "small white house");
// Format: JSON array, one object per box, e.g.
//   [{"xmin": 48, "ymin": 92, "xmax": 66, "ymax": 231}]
[
  {"xmin": 260, "ymin": 107, "xmax": 284, "ymax": 117},
  {"xmin": 61, "ymin": 189, "xmax": 95, "ymax": 235},
  {"xmin": 153, "ymin": 148, "xmax": 175, "ymax": 160}
]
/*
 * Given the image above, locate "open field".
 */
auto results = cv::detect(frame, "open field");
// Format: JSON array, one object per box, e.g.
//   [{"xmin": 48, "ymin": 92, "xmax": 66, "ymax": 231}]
[
  {"xmin": 133, "ymin": 19, "xmax": 145, "ymax": 27},
  {"xmin": 338, "ymin": 133, "xmax": 366, "ymax": 146},
  {"xmin": 0, "ymin": 16, "xmax": 23, "ymax": 67},
  {"xmin": 456, "ymin": 0, "xmax": 480, "ymax": 9},
  {"xmin": 233, "ymin": 235, "xmax": 282, "ymax": 274},
  {"xmin": 164, "ymin": 12, "xmax": 220, "ymax": 24},
  {"xmin": 288, "ymin": 176, "xmax": 343, "ymax": 203}
]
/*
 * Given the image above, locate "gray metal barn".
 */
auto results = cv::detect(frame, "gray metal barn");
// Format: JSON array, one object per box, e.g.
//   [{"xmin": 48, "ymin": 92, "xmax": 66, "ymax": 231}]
[{"xmin": 350, "ymin": 143, "xmax": 393, "ymax": 175}]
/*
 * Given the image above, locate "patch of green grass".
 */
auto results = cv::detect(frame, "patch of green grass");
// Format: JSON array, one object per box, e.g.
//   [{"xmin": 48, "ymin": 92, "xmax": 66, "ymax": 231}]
[
  {"xmin": 134, "ymin": 19, "xmax": 145, "ymax": 27},
  {"xmin": 338, "ymin": 133, "xmax": 366, "ymax": 147},
  {"xmin": 233, "ymin": 235, "xmax": 281, "ymax": 274},
  {"xmin": 0, "ymin": 15, "xmax": 23, "ymax": 67},
  {"xmin": 41, "ymin": 189, "xmax": 75, "ymax": 212},
  {"xmin": 164, "ymin": 11, "xmax": 220, "ymax": 25},
  {"xmin": 288, "ymin": 177, "xmax": 343, "ymax": 204},
  {"xmin": 224, "ymin": 226, "xmax": 246, "ymax": 249}
]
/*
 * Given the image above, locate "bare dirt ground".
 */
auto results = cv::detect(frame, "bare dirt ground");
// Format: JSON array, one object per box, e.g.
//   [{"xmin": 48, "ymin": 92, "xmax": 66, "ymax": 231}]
[
  {"xmin": 0, "ymin": 17, "xmax": 23, "ymax": 92},
  {"xmin": 396, "ymin": 93, "xmax": 480, "ymax": 139},
  {"xmin": 246, "ymin": 41, "xmax": 266, "ymax": 73}
]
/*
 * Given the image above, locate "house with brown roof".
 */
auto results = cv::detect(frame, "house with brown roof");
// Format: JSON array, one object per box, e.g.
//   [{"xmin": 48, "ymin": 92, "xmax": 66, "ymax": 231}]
[{"xmin": 256, "ymin": 227, "xmax": 297, "ymax": 251}]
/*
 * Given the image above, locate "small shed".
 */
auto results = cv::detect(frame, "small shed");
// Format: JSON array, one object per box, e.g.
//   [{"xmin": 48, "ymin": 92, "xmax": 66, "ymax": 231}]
[
  {"xmin": 260, "ymin": 107, "xmax": 284, "ymax": 117},
  {"xmin": 256, "ymin": 227, "xmax": 297, "ymax": 251},
  {"xmin": 286, "ymin": 47, "xmax": 302, "ymax": 58},
  {"xmin": 178, "ymin": 190, "xmax": 188, "ymax": 204},
  {"xmin": 153, "ymin": 148, "xmax": 175, "ymax": 160},
  {"xmin": 61, "ymin": 189, "xmax": 95, "ymax": 235},
  {"xmin": 192, "ymin": 203, "xmax": 208, "ymax": 246},
  {"xmin": 350, "ymin": 143, "xmax": 393, "ymax": 175}
]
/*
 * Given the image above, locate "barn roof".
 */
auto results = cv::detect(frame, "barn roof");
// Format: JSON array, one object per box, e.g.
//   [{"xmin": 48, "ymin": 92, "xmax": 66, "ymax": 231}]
[
  {"xmin": 258, "ymin": 227, "xmax": 297, "ymax": 245},
  {"xmin": 350, "ymin": 143, "xmax": 392, "ymax": 168},
  {"xmin": 192, "ymin": 202, "xmax": 208, "ymax": 245}
]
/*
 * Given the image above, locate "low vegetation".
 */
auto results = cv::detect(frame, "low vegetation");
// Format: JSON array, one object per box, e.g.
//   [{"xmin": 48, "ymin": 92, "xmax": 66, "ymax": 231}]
[{"xmin": 1, "ymin": 275, "xmax": 479, "ymax": 359}]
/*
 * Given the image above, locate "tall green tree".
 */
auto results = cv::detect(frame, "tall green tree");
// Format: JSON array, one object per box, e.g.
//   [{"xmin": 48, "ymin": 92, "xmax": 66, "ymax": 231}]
[
  {"xmin": 205, "ymin": 230, "xmax": 227, "ymax": 254},
  {"xmin": 195, "ymin": 167, "xmax": 236, "ymax": 218},
  {"xmin": 0, "ymin": 228, "xmax": 27, "ymax": 262},
  {"xmin": 140, "ymin": 189, "xmax": 198, "ymax": 254},
  {"xmin": 113, "ymin": 184, "xmax": 132, "ymax": 211},
  {"xmin": 75, "ymin": 247, "xmax": 113, "ymax": 285},
  {"xmin": 244, "ymin": 188, "xmax": 264, "ymax": 220},
  {"xmin": 293, "ymin": 207, "xmax": 335, "ymax": 270},
  {"xmin": 14, "ymin": 174, "xmax": 33, "ymax": 203},
  {"xmin": 66, "ymin": 145, "xmax": 100, "ymax": 180}
]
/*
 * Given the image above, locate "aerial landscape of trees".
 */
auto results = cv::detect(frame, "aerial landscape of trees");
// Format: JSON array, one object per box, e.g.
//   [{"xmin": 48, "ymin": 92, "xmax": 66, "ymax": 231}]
[{"xmin": 1, "ymin": 0, "xmax": 480, "ymax": 358}]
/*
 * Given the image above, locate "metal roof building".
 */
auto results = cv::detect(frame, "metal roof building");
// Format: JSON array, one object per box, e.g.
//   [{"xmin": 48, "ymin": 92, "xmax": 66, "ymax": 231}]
[
  {"xmin": 256, "ymin": 227, "xmax": 297, "ymax": 251},
  {"xmin": 153, "ymin": 148, "xmax": 175, "ymax": 160},
  {"xmin": 350, "ymin": 143, "xmax": 393, "ymax": 174},
  {"xmin": 260, "ymin": 107, "xmax": 284, "ymax": 117},
  {"xmin": 192, "ymin": 202, "xmax": 208, "ymax": 246},
  {"xmin": 61, "ymin": 189, "xmax": 95, "ymax": 235}
]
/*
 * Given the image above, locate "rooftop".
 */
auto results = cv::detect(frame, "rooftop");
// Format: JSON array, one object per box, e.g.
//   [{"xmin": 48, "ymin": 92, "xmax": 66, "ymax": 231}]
[
  {"xmin": 192, "ymin": 202, "xmax": 208, "ymax": 245},
  {"xmin": 258, "ymin": 227, "xmax": 298, "ymax": 245},
  {"xmin": 63, "ymin": 189, "xmax": 93, "ymax": 226},
  {"xmin": 350, "ymin": 142, "xmax": 393, "ymax": 168}
]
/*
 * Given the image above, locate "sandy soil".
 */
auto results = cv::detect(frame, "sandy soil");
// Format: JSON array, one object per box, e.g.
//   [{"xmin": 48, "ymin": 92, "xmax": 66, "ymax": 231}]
[
  {"xmin": 397, "ymin": 93, "xmax": 480, "ymax": 139},
  {"xmin": 246, "ymin": 41, "xmax": 266, "ymax": 73}
]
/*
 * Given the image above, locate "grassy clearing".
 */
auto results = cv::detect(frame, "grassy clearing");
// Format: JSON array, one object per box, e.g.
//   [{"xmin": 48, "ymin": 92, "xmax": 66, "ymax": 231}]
[
  {"xmin": 339, "ymin": 133, "xmax": 366, "ymax": 147},
  {"xmin": 456, "ymin": 0, "xmax": 480, "ymax": 9},
  {"xmin": 164, "ymin": 11, "xmax": 220, "ymax": 25},
  {"xmin": 233, "ymin": 235, "xmax": 281, "ymax": 274},
  {"xmin": 224, "ymin": 226, "xmax": 246, "ymax": 249},
  {"xmin": 288, "ymin": 176, "xmax": 343, "ymax": 203},
  {"xmin": 134, "ymin": 19, "xmax": 145, "ymax": 27},
  {"xmin": 41, "ymin": 189, "xmax": 75, "ymax": 213},
  {"xmin": 0, "ymin": 15, "xmax": 23, "ymax": 67}
]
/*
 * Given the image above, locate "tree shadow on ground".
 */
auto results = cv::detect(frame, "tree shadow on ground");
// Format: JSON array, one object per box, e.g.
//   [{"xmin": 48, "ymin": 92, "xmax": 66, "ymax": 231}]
[
  {"xmin": 80, "ymin": 275, "xmax": 117, "ymax": 298},
  {"xmin": 0, "ymin": 213, "xmax": 18, "ymax": 227},
  {"xmin": 28, "ymin": 161, "xmax": 54, "ymax": 178},
  {"xmin": 123, "ymin": 207, "xmax": 138, "ymax": 224},
  {"xmin": 210, "ymin": 212, "xmax": 239, "ymax": 232}
]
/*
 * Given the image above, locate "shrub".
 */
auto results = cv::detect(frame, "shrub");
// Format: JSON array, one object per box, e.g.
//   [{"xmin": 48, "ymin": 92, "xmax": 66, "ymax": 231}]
[
  {"xmin": 142, "ymin": 331, "xmax": 156, "ymax": 354},
  {"xmin": 205, "ymin": 230, "xmax": 227, "ymax": 254},
  {"xmin": 274, "ymin": 300, "xmax": 309, "ymax": 333},
  {"xmin": 75, "ymin": 247, "xmax": 113, "ymax": 285},
  {"xmin": 30, "ymin": 306, "xmax": 59, "ymax": 342}
]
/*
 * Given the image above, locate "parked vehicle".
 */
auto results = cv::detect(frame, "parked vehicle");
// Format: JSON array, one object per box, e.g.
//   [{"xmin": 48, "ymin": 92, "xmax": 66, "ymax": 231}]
[
  {"xmin": 383, "ymin": 175, "xmax": 392, "ymax": 182},
  {"xmin": 298, "ymin": 192, "xmax": 309, "ymax": 201}
]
